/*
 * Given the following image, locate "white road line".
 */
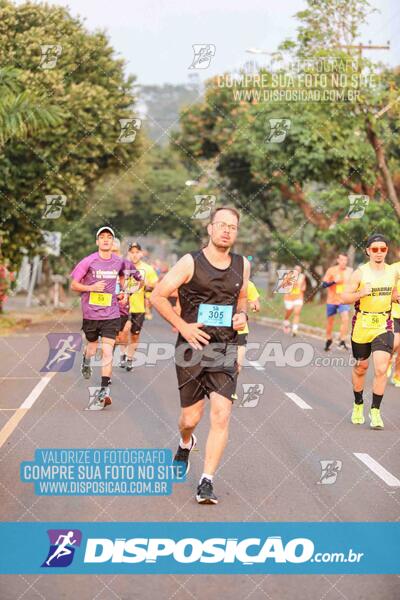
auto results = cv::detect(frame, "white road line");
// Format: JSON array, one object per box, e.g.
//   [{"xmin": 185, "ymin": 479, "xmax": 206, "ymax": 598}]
[
  {"xmin": 0, "ymin": 373, "xmax": 55, "ymax": 448},
  {"xmin": 285, "ymin": 392, "xmax": 312, "ymax": 410},
  {"xmin": 20, "ymin": 373, "xmax": 55, "ymax": 409},
  {"xmin": 247, "ymin": 360, "xmax": 265, "ymax": 371},
  {"xmin": 354, "ymin": 453, "xmax": 400, "ymax": 487}
]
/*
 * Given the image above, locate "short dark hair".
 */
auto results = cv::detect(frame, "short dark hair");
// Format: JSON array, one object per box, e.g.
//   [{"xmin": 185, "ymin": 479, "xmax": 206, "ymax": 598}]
[
  {"xmin": 210, "ymin": 206, "xmax": 240, "ymax": 224},
  {"xmin": 365, "ymin": 233, "xmax": 389, "ymax": 248},
  {"xmin": 338, "ymin": 252, "xmax": 348, "ymax": 257}
]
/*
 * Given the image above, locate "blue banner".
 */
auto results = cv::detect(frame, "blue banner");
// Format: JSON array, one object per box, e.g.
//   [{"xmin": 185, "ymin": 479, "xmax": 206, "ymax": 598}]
[{"xmin": 0, "ymin": 522, "xmax": 399, "ymax": 574}]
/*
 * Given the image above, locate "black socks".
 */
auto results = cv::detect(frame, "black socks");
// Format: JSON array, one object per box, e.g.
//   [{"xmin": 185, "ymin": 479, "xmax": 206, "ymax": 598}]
[
  {"xmin": 354, "ymin": 390, "xmax": 383, "ymax": 409},
  {"xmin": 371, "ymin": 393, "xmax": 383, "ymax": 410}
]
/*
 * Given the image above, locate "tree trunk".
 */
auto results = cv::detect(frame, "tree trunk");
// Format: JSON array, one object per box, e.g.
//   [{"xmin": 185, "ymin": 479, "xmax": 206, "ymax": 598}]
[{"xmin": 279, "ymin": 182, "xmax": 341, "ymax": 229}]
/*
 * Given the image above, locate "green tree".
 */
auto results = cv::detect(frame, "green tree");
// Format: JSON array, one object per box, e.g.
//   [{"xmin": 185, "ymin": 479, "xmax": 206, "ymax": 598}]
[
  {"xmin": 0, "ymin": 66, "xmax": 63, "ymax": 145},
  {"xmin": 175, "ymin": 0, "xmax": 400, "ymax": 274},
  {"xmin": 0, "ymin": 0, "xmax": 142, "ymax": 270}
]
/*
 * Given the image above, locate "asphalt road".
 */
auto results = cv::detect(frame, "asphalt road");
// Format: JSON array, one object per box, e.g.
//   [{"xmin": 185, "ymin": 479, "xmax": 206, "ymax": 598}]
[{"xmin": 0, "ymin": 312, "xmax": 399, "ymax": 599}]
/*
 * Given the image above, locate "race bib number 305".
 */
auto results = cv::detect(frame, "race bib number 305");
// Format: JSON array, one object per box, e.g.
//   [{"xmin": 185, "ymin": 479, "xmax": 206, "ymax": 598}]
[
  {"xmin": 198, "ymin": 303, "xmax": 233, "ymax": 327},
  {"xmin": 89, "ymin": 292, "xmax": 112, "ymax": 307}
]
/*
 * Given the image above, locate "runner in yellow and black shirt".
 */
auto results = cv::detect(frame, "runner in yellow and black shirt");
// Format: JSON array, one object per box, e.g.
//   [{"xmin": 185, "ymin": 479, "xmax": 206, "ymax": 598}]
[
  {"xmin": 125, "ymin": 242, "xmax": 159, "ymax": 371},
  {"xmin": 389, "ymin": 261, "xmax": 400, "ymax": 386},
  {"xmin": 340, "ymin": 234, "xmax": 398, "ymax": 430},
  {"xmin": 237, "ymin": 280, "xmax": 260, "ymax": 373}
]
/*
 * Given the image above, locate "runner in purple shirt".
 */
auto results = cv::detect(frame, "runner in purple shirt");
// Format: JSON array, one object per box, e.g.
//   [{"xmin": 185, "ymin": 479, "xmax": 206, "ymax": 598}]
[{"xmin": 70, "ymin": 226, "xmax": 125, "ymax": 410}]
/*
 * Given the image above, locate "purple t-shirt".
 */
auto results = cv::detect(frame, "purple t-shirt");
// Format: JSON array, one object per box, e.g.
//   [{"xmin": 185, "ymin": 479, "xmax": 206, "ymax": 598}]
[{"xmin": 70, "ymin": 252, "xmax": 125, "ymax": 320}]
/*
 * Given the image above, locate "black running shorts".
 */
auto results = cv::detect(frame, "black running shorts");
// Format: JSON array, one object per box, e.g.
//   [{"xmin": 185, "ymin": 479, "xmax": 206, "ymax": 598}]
[
  {"xmin": 119, "ymin": 314, "xmax": 129, "ymax": 332},
  {"xmin": 176, "ymin": 369, "xmax": 238, "ymax": 407},
  {"xmin": 351, "ymin": 331, "xmax": 394, "ymax": 360},
  {"xmin": 130, "ymin": 312, "xmax": 145, "ymax": 334},
  {"xmin": 175, "ymin": 341, "xmax": 238, "ymax": 407},
  {"xmin": 237, "ymin": 333, "xmax": 248, "ymax": 347},
  {"xmin": 82, "ymin": 318, "xmax": 121, "ymax": 342},
  {"xmin": 394, "ymin": 318, "xmax": 400, "ymax": 334}
]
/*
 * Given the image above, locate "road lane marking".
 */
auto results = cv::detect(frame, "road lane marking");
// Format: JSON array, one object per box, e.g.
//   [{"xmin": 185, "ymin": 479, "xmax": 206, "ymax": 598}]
[
  {"xmin": 20, "ymin": 374, "xmax": 55, "ymax": 409},
  {"xmin": 285, "ymin": 392, "xmax": 312, "ymax": 410},
  {"xmin": 354, "ymin": 453, "xmax": 400, "ymax": 487},
  {"xmin": 0, "ymin": 373, "xmax": 55, "ymax": 448}
]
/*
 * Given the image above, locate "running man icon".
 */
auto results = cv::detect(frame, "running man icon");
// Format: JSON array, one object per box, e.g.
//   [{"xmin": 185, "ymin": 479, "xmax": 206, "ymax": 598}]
[
  {"xmin": 41, "ymin": 529, "xmax": 82, "ymax": 568},
  {"xmin": 46, "ymin": 531, "xmax": 76, "ymax": 566},
  {"xmin": 41, "ymin": 333, "xmax": 82, "ymax": 372}
]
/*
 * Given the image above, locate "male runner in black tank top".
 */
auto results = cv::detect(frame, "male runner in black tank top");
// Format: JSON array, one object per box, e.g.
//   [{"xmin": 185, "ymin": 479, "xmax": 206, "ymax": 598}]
[{"xmin": 151, "ymin": 207, "xmax": 250, "ymax": 504}]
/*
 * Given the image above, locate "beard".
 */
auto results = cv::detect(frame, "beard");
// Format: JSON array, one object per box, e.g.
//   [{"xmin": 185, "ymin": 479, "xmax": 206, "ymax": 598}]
[{"xmin": 212, "ymin": 237, "xmax": 232, "ymax": 249}]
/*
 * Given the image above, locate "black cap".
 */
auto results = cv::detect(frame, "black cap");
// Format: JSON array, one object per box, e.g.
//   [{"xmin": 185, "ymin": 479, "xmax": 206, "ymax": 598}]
[
  {"xmin": 128, "ymin": 241, "xmax": 142, "ymax": 251},
  {"xmin": 365, "ymin": 233, "xmax": 389, "ymax": 248}
]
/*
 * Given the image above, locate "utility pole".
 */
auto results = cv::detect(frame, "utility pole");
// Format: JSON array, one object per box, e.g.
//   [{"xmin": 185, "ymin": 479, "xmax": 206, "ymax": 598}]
[{"xmin": 335, "ymin": 42, "xmax": 390, "ymax": 59}]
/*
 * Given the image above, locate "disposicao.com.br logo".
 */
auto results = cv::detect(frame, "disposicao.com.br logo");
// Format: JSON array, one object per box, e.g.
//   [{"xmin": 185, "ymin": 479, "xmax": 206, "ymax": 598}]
[
  {"xmin": 82, "ymin": 536, "xmax": 363, "ymax": 565},
  {"xmin": 41, "ymin": 529, "xmax": 82, "ymax": 567}
]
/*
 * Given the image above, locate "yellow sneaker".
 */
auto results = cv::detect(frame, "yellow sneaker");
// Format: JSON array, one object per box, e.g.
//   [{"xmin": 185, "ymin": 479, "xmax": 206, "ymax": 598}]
[
  {"xmin": 369, "ymin": 408, "xmax": 384, "ymax": 430},
  {"xmin": 390, "ymin": 374, "xmax": 400, "ymax": 387},
  {"xmin": 387, "ymin": 361, "xmax": 393, "ymax": 378},
  {"xmin": 351, "ymin": 403, "xmax": 365, "ymax": 425}
]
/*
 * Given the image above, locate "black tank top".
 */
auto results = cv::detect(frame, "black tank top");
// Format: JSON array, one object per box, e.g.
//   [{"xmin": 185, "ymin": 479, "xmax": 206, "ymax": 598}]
[{"xmin": 177, "ymin": 249, "xmax": 244, "ymax": 345}]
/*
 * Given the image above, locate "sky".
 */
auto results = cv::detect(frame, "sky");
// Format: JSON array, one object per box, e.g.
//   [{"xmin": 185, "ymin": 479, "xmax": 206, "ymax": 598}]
[{"xmin": 21, "ymin": 0, "xmax": 400, "ymax": 85}]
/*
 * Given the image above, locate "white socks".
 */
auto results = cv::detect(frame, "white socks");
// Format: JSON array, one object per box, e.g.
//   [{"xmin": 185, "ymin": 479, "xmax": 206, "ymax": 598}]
[
  {"xmin": 179, "ymin": 437, "xmax": 192, "ymax": 450},
  {"xmin": 199, "ymin": 473, "xmax": 213, "ymax": 484}
]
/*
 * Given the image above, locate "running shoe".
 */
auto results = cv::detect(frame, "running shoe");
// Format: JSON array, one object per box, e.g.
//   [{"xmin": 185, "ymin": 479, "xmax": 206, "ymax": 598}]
[
  {"xmin": 324, "ymin": 339, "xmax": 333, "ymax": 352},
  {"xmin": 119, "ymin": 354, "xmax": 127, "ymax": 369},
  {"xmin": 86, "ymin": 386, "xmax": 112, "ymax": 411},
  {"xmin": 283, "ymin": 320, "xmax": 290, "ymax": 334},
  {"xmin": 81, "ymin": 356, "xmax": 92, "ymax": 380},
  {"xmin": 172, "ymin": 434, "xmax": 197, "ymax": 477},
  {"xmin": 126, "ymin": 359, "xmax": 133, "ymax": 372},
  {"xmin": 196, "ymin": 477, "xmax": 218, "ymax": 504},
  {"xmin": 338, "ymin": 340, "xmax": 348, "ymax": 351},
  {"xmin": 97, "ymin": 386, "xmax": 112, "ymax": 407},
  {"xmin": 390, "ymin": 374, "xmax": 400, "ymax": 387},
  {"xmin": 231, "ymin": 392, "xmax": 238, "ymax": 401},
  {"xmin": 351, "ymin": 403, "xmax": 365, "ymax": 425},
  {"xmin": 369, "ymin": 408, "xmax": 384, "ymax": 430}
]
